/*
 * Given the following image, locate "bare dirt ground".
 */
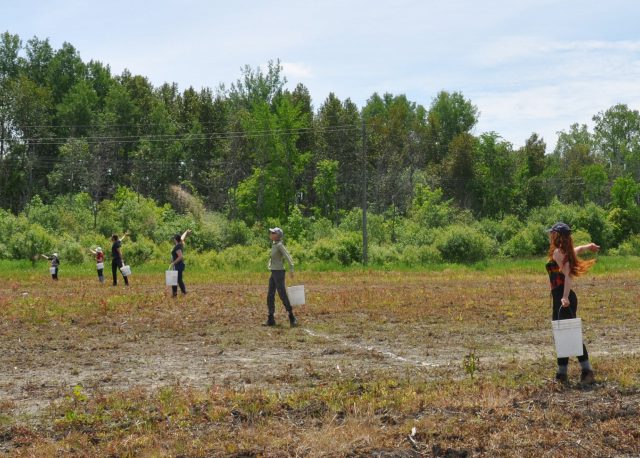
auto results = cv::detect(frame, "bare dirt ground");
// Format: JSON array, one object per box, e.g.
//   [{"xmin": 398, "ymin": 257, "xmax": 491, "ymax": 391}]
[{"xmin": 2, "ymin": 270, "xmax": 638, "ymax": 422}]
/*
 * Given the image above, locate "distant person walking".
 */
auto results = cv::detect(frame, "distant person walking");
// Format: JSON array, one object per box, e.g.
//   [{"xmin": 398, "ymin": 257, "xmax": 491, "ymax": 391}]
[
  {"xmin": 169, "ymin": 229, "xmax": 191, "ymax": 297},
  {"xmin": 264, "ymin": 227, "xmax": 297, "ymax": 327},
  {"xmin": 41, "ymin": 253, "xmax": 60, "ymax": 280},
  {"xmin": 111, "ymin": 232, "xmax": 129, "ymax": 286},
  {"xmin": 545, "ymin": 222, "xmax": 600, "ymax": 384},
  {"xmin": 89, "ymin": 246, "xmax": 105, "ymax": 284}
]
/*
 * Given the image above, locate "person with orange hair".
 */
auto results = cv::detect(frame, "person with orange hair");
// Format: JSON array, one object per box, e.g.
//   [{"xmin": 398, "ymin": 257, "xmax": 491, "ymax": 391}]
[{"xmin": 545, "ymin": 222, "xmax": 600, "ymax": 384}]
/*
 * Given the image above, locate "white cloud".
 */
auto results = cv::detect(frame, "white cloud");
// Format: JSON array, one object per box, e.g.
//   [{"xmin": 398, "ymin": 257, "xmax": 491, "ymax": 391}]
[{"xmin": 281, "ymin": 62, "xmax": 313, "ymax": 79}]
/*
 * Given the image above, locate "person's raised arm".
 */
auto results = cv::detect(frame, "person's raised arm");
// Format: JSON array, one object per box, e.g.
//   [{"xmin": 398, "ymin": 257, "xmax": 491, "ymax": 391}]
[
  {"xmin": 181, "ymin": 229, "xmax": 192, "ymax": 243},
  {"xmin": 89, "ymin": 248, "xmax": 97, "ymax": 255},
  {"xmin": 41, "ymin": 254, "xmax": 50, "ymax": 260},
  {"xmin": 575, "ymin": 242, "xmax": 600, "ymax": 256},
  {"xmin": 120, "ymin": 231, "xmax": 129, "ymax": 242}
]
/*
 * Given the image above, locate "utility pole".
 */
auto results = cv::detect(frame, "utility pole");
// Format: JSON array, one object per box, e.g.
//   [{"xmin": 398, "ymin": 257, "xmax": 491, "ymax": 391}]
[{"xmin": 361, "ymin": 119, "xmax": 368, "ymax": 266}]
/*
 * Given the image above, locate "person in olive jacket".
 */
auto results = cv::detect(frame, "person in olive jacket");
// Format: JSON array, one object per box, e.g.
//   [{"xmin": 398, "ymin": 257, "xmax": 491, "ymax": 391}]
[{"xmin": 264, "ymin": 227, "xmax": 297, "ymax": 327}]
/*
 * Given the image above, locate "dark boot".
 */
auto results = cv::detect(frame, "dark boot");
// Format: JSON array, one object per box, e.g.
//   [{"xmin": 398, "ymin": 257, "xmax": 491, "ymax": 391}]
[
  {"xmin": 289, "ymin": 313, "xmax": 298, "ymax": 327},
  {"xmin": 263, "ymin": 316, "xmax": 276, "ymax": 326},
  {"xmin": 580, "ymin": 369, "xmax": 595, "ymax": 385}
]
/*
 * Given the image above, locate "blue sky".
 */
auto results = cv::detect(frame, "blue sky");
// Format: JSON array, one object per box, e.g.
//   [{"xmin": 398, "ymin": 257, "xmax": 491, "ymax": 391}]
[{"xmin": 4, "ymin": 0, "xmax": 640, "ymax": 151}]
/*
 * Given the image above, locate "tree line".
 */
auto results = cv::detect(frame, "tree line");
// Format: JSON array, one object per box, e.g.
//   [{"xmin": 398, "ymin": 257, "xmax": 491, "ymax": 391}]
[{"xmin": 1, "ymin": 31, "xmax": 640, "ymax": 244}]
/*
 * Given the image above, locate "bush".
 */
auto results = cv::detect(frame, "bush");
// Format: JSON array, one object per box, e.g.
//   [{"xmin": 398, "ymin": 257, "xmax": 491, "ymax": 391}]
[
  {"xmin": 399, "ymin": 244, "xmax": 442, "ymax": 266},
  {"xmin": 501, "ymin": 223, "xmax": 548, "ymax": 257},
  {"xmin": 286, "ymin": 205, "xmax": 308, "ymax": 241},
  {"xmin": 335, "ymin": 232, "xmax": 363, "ymax": 266},
  {"xmin": 395, "ymin": 221, "xmax": 436, "ymax": 247},
  {"xmin": 477, "ymin": 215, "xmax": 522, "ymax": 245},
  {"xmin": 306, "ymin": 217, "xmax": 336, "ymax": 241},
  {"xmin": 435, "ymin": 225, "xmax": 494, "ymax": 263},
  {"xmin": 311, "ymin": 238, "xmax": 336, "ymax": 262},
  {"xmin": 369, "ymin": 245, "xmax": 401, "ymax": 265},
  {"xmin": 59, "ymin": 236, "xmax": 86, "ymax": 264},
  {"xmin": 222, "ymin": 220, "xmax": 253, "ymax": 247},
  {"xmin": 612, "ymin": 234, "xmax": 640, "ymax": 256},
  {"xmin": 219, "ymin": 244, "xmax": 265, "ymax": 270},
  {"xmin": 9, "ymin": 222, "xmax": 56, "ymax": 264},
  {"xmin": 339, "ymin": 208, "xmax": 389, "ymax": 244},
  {"xmin": 125, "ymin": 236, "xmax": 157, "ymax": 266}
]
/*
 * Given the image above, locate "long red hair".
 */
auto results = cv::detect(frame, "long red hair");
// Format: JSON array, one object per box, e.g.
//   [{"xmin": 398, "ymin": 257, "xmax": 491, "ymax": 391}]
[{"xmin": 548, "ymin": 231, "xmax": 595, "ymax": 277}]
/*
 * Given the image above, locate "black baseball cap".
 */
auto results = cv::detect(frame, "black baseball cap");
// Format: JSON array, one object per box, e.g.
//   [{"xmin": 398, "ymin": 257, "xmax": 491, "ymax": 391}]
[{"xmin": 546, "ymin": 222, "xmax": 571, "ymax": 234}]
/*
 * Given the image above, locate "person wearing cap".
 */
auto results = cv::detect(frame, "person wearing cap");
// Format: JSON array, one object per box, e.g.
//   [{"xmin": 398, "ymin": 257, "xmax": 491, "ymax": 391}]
[
  {"xmin": 89, "ymin": 246, "xmax": 105, "ymax": 284},
  {"xmin": 545, "ymin": 222, "xmax": 600, "ymax": 384},
  {"xmin": 264, "ymin": 227, "xmax": 297, "ymax": 327},
  {"xmin": 111, "ymin": 232, "xmax": 129, "ymax": 286},
  {"xmin": 169, "ymin": 229, "xmax": 191, "ymax": 297},
  {"xmin": 41, "ymin": 252, "xmax": 60, "ymax": 280}
]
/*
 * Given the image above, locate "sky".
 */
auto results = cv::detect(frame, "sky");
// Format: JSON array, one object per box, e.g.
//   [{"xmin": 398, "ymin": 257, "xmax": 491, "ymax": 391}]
[{"xmin": 3, "ymin": 0, "xmax": 640, "ymax": 151}]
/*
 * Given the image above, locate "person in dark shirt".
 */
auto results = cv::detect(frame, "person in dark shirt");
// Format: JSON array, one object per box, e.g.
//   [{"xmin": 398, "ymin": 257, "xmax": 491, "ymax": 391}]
[
  {"xmin": 111, "ymin": 232, "xmax": 129, "ymax": 286},
  {"xmin": 41, "ymin": 253, "xmax": 60, "ymax": 280},
  {"xmin": 169, "ymin": 229, "xmax": 191, "ymax": 297}
]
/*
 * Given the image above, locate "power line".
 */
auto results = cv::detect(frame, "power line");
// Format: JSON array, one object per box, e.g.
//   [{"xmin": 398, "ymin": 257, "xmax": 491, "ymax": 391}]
[{"xmin": 2, "ymin": 124, "xmax": 360, "ymax": 146}]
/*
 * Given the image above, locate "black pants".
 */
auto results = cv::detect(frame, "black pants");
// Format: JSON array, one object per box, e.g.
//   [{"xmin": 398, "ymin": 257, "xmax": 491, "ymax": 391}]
[
  {"xmin": 267, "ymin": 270, "xmax": 292, "ymax": 316},
  {"xmin": 97, "ymin": 268, "xmax": 104, "ymax": 282},
  {"xmin": 51, "ymin": 267, "xmax": 58, "ymax": 280},
  {"xmin": 552, "ymin": 288, "xmax": 589, "ymax": 366},
  {"xmin": 112, "ymin": 259, "xmax": 129, "ymax": 285},
  {"xmin": 172, "ymin": 269, "xmax": 186, "ymax": 295}
]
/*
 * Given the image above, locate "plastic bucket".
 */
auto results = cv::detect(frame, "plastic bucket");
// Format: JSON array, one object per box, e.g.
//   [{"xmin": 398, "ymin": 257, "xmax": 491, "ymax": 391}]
[
  {"xmin": 287, "ymin": 285, "xmax": 305, "ymax": 306},
  {"xmin": 96, "ymin": 262, "xmax": 104, "ymax": 270},
  {"xmin": 49, "ymin": 267, "xmax": 56, "ymax": 275},
  {"xmin": 120, "ymin": 265, "xmax": 132, "ymax": 276},
  {"xmin": 166, "ymin": 270, "xmax": 178, "ymax": 286},
  {"xmin": 551, "ymin": 318, "xmax": 583, "ymax": 358}
]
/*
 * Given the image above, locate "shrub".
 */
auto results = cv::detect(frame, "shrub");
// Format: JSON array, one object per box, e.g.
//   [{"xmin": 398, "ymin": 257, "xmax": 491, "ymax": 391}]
[
  {"xmin": 286, "ymin": 205, "xmax": 308, "ymax": 241},
  {"xmin": 395, "ymin": 221, "xmax": 436, "ymax": 247},
  {"xmin": 9, "ymin": 222, "xmax": 56, "ymax": 264},
  {"xmin": 220, "ymin": 244, "xmax": 265, "ymax": 270},
  {"xmin": 311, "ymin": 239, "xmax": 336, "ymax": 262},
  {"xmin": 399, "ymin": 244, "xmax": 442, "ymax": 266},
  {"xmin": 307, "ymin": 217, "xmax": 335, "ymax": 241},
  {"xmin": 339, "ymin": 208, "xmax": 388, "ymax": 244},
  {"xmin": 369, "ymin": 245, "xmax": 401, "ymax": 265},
  {"xmin": 435, "ymin": 225, "xmax": 494, "ymax": 263},
  {"xmin": 612, "ymin": 234, "xmax": 640, "ymax": 256},
  {"xmin": 335, "ymin": 232, "xmax": 363, "ymax": 266},
  {"xmin": 477, "ymin": 215, "xmax": 522, "ymax": 245},
  {"xmin": 222, "ymin": 220, "xmax": 253, "ymax": 247},
  {"xmin": 501, "ymin": 223, "xmax": 548, "ymax": 257},
  {"xmin": 125, "ymin": 236, "xmax": 157, "ymax": 266},
  {"xmin": 59, "ymin": 236, "xmax": 86, "ymax": 264}
]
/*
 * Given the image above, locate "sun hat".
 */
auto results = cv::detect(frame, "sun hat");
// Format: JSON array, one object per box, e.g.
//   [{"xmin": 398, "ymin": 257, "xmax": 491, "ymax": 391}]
[
  {"xmin": 52, "ymin": 253, "xmax": 59, "ymax": 257},
  {"xmin": 269, "ymin": 227, "xmax": 284, "ymax": 238},
  {"xmin": 546, "ymin": 222, "xmax": 571, "ymax": 234},
  {"xmin": 96, "ymin": 247, "xmax": 103, "ymax": 253}
]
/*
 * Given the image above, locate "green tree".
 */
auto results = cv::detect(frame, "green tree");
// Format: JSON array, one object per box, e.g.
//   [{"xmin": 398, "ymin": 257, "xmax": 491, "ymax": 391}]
[
  {"xmin": 593, "ymin": 104, "xmax": 640, "ymax": 180},
  {"xmin": 426, "ymin": 91, "xmax": 479, "ymax": 163},
  {"xmin": 313, "ymin": 159, "xmax": 339, "ymax": 220}
]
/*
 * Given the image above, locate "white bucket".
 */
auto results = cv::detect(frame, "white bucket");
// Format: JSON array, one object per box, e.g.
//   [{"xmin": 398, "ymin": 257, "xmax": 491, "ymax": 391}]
[
  {"xmin": 96, "ymin": 262, "xmax": 104, "ymax": 270},
  {"xmin": 49, "ymin": 267, "xmax": 56, "ymax": 275},
  {"xmin": 551, "ymin": 318, "xmax": 583, "ymax": 358},
  {"xmin": 120, "ymin": 265, "xmax": 132, "ymax": 276},
  {"xmin": 287, "ymin": 285, "xmax": 305, "ymax": 306},
  {"xmin": 166, "ymin": 270, "xmax": 178, "ymax": 286}
]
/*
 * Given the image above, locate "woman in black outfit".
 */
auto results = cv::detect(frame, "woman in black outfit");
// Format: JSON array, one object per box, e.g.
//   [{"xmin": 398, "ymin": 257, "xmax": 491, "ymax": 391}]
[
  {"xmin": 169, "ymin": 229, "xmax": 191, "ymax": 297},
  {"xmin": 111, "ymin": 232, "xmax": 129, "ymax": 286}
]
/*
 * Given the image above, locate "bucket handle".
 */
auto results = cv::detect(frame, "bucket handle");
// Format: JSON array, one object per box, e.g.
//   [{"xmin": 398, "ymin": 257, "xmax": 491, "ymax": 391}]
[{"xmin": 551, "ymin": 293, "xmax": 576, "ymax": 320}]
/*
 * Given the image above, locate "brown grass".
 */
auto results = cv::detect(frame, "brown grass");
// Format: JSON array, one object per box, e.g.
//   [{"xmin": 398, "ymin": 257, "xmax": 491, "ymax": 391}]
[{"xmin": 0, "ymin": 267, "xmax": 639, "ymax": 456}]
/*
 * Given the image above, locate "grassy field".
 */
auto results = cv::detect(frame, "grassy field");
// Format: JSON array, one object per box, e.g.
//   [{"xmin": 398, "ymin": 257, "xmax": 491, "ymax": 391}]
[{"xmin": 1, "ymin": 257, "xmax": 639, "ymax": 457}]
